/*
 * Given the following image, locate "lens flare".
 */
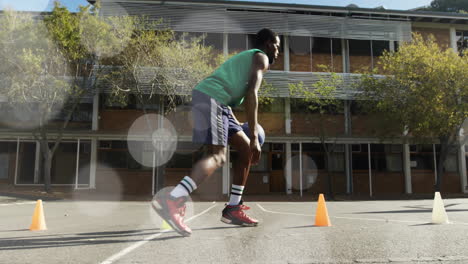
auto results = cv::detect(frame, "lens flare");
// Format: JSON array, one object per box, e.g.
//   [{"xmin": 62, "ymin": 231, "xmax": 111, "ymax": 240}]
[{"xmin": 127, "ymin": 114, "xmax": 178, "ymax": 168}]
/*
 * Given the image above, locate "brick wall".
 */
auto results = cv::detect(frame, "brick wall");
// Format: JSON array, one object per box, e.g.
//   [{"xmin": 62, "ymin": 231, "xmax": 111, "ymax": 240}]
[
  {"xmin": 291, "ymin": 113, "xmax": 345, "ymax": 136},
  {"xmin": 290, "ymin": 54, "xmax": 311, "ymax": 72},
  {"xmin": 165, "ymin": 108, "xmax": 193, "ymax": 137},
  {"xmin": 291, "ymin": 171, "xmax": 346, "ymax": 195},
  {"xmin": 96, "ymin": 167, "xmax": 152, "ymax": 195},
  {"xmin": 441, "ymin": 172, "xmax": 461, "ymax": 193},
  {"xmin": 373, "ymin": 172, "xmax": 405, "ymax": 194},
  {"xmin": 412, "ymin": 27, "xmax": 451, "ymax": 49},
  {"xmin": 233, "ymin": 112, "xmax": 285, "ymax": 136},
  {"xmin": 350, "ymin": 55, "xmax": 372, "ymax": 73},
  {"xmin": 411, "ymin": 171, "xmax": 461, "ymax": 194},
  {"xmin": 99, "ymin": 110, "xmax": 145, "ymax": 132}
]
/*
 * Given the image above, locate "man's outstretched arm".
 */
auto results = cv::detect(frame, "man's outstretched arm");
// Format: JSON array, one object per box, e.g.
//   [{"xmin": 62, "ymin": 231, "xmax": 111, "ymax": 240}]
[{"xmin": 244, "ymin": 52, "xmax": 269, "ymax": 164}]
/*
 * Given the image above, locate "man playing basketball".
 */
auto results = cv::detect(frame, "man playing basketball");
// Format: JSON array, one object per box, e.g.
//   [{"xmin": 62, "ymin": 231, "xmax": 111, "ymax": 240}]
[{"xmin": 153, "ymin": 28, "xmax": 280, "ymax": 236}]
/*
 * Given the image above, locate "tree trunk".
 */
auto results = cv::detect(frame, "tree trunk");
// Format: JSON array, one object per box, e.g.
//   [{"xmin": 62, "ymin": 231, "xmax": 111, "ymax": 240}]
[
  {"xmin": 435, "ymin": 136, "xmax": 450, "ymax": 192},
  {"xmin": 324, "ymin": 149, "xmax": 334, "ymax": 200},
  {"xmin": 155, "ymin": 165, "xmax": 165, "ymax": 193},
  {"xmin": 39, "ymin": 139, "xmax": 52, "ymax": 193}
]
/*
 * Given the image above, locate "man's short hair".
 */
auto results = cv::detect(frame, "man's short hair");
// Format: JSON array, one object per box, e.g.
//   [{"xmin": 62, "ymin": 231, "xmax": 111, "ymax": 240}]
[{"xmin": 254, "ymin": 28, "xmax": 278, "ymax": 48}]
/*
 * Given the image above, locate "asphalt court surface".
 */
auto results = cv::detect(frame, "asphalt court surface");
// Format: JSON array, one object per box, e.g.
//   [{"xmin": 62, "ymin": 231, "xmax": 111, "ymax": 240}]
[{"xmin": 2, "ymin": 196, "xmax": 468, "ymax": 263}]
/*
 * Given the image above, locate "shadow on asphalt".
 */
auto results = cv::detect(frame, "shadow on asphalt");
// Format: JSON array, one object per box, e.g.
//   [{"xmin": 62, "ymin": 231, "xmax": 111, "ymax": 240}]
[
  {"xmin": 283, "ymin": 225, "xmax": 315, "ymax": 229},
  {"xmin": 0, "ymin": 229, "xmax": 29, "ymax": 232},
  {"xmin": 0, "ymin": 193, "xmax": 62, "ymax": 202},
  {"xmin": 194, "ymin": 226, "xmax": 248, "ymax": 231},
  {"xmin": 0, "ymin": 228, "xmax": 169, "ymax": 250},
  {"xmin": 353, "ymin": 203, "xmax": 468, "ymax": 214},
  {"xmin": 409, "ymin": 223, "xmax": 435, "ymax": 226},
  {"xmin": 78, "ymin": 230, "xmax": 152, "ymax": 236}
]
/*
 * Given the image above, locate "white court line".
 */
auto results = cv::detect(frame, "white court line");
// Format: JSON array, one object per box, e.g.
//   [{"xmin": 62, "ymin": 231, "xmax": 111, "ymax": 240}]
[
  {"xmin": 256, "ymin": 203, "xmax": 468, "ymax": 225},
  {"xmin": 0, "ymin": 201, "xmax": 37, "ymax": 206},
  {"xmin": 256, "ymin": 203, "xmax": 314, "ymax": 217},
  {"xmin": 100, "ymin": 202, "xmax": 217, "ymax": 264}
]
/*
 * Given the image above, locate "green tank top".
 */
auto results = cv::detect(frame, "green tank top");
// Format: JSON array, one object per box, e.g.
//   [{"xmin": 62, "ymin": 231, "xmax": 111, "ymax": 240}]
[{"xmin": 194, "ymin": 49, "xmax": 265, "ymax": 107}]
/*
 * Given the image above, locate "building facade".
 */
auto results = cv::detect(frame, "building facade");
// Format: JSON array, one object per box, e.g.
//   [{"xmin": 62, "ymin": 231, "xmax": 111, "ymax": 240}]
[{"xmin": 1, "ymin": 0, "xmax": 467, "ymax": 198}]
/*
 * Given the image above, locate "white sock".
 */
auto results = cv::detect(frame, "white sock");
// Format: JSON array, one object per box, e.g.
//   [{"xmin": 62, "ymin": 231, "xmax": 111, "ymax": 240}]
[
  {"xmin": 228, "ymin": 184, "xmax": 245, "ymax": 205},
  {"xmin": 170, "ymin": 176, "xmax": 197, "ymax": 198}
]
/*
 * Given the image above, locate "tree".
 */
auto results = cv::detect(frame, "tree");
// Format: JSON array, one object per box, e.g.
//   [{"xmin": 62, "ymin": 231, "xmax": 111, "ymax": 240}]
[
  {"xmin": 99, "ymin": 19, "xmax": 228, "ymax": 191},
  {"xmin": 424, "ymin": 0, "xmax": 468, "ymax": 13},
  {"xmin": 289, "ymin": 71, "xmax": 344, "ymax": 198},
  {"xmin": 0, "ymin": 3, "xmax": 131, "ymax": 192},
  {"xmin": 103, "ymin": 29, "xmax": 223, "ymax": 114},
  {"xmin": 360, "ymin": 33, "xmax": 468, "ymax": 192}
]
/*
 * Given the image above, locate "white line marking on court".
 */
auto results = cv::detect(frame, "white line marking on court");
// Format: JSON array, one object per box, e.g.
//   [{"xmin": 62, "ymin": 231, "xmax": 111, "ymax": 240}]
[
  {"xmin": 100, "ymin": 202, "xmax": 217, "ymax": 264},
  {"xmin": 257, "ymin": 203, "xmax": 314, "ymax": 217},
  {"xmin": 256, "ymin": 203, "xmax": 468, "ymax": 225},
  {"xmin": 0, "ymin": 201, "xmax": 37, "ymax": 206}
]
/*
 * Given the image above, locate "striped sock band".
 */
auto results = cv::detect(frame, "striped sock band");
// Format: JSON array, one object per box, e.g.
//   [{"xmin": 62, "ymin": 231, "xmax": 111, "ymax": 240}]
[
  {"xmin": 228, "ymin": 184, "xmax": 245, "ymax": 206},
  {"xmin": 170, "ymin": 176, "xmax": 197, "ymax": 198}
]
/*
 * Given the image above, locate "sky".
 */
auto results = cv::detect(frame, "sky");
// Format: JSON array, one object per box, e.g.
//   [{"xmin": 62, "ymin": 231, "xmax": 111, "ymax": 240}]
[
  {"xmin": 0, "ymin": 0, "xmax": 434, "ymax": 12},
  {"xmin": 0, "ymin": 0, "xmax": 90, "ymax": 12},
  {"xmin": 233, "ymin": 0, "xmax": 434, "ymax": 10}
]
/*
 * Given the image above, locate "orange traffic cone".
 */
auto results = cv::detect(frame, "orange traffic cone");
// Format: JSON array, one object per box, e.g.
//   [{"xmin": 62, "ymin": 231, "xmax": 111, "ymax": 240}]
[
  {"xmin": 315, "ymin": 193, "xmax": 331, "ymax": 227},
  {"xmin": 29, "ymin": 200, "xmax": 47, "ymax": 231}
]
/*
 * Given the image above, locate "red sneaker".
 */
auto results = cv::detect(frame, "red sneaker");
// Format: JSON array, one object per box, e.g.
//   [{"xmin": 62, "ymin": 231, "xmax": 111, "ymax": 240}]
[
  {"xmin": 220, "ymin": 203, "xmax": 258, "ymax": 227},
  {"xmin": 152, "ymin": 190, "xmax": 192, "ymax": 236}
]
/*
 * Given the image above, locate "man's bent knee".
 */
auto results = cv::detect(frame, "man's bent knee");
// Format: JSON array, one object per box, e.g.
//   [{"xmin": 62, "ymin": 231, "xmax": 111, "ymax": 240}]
[
  {"xmin": 213, "ymin": 152, "xmax": 226, "ymax": 167},
  {"xmin": 204, "ymin": 145, "xmax": 227, "ymax": 167}
]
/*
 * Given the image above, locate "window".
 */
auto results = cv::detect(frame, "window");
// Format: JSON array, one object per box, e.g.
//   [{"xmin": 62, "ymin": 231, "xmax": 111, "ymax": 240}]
[
  {"xmin": 371, "ymin": 144, "xmax": 403, "ymax": 172},
  {"xmin": 349, "ymin": 39, "xmax": 372, "ymax": 73},
  {"xmin": 204, "ymin": 33, "xmax": 223, "ymax": 63},
  {"xmin": 306, "ymin": 153, "xmax": 325, "ymax": 170},
  {"xmin": 410, "ymin": 144, "xmax": 435, "ymax": 170},
  {"xmin": 204, "ymin": 33, "xmax": 223, "ymax": 51},
  {"xmin": 175, "ymin": 32, "xmax": 204, "ymax": 43},
  {"xmin": 349, "ymin": 39, "xmax": 390, "ymax": 73},
  {"xmin": 353, "ymin": 155, "xmax": 369, "ymax": 170},
  {"xmin": 0, "ymin": 142, "xmax": 15, "ymax": 180},
  {"xmin": 47, "ymin": 142, "xmax": 78, "ymax": 184},
  {"xmin": 54, "ymin": 103, "xmax": 93, "ymax": 123},
  {"xmin": 77, "ymin": 141, "xmax": 91, "ymax": 185},
  {"xmin": 272, "ymin": 143, "xmax": 284, "ymax": 152},
  {"xmin": 302, "ymin": 143, "xmax": 324, "ymax": 152},
  {"xmin": 99, "ymin": 140, "xmax": 144, "ymax": 170},
  {"xmin": 165, "ymin": 153, "xmax": 194, "ymax": 169},
  {"xmin": 456, "ymin": 30, "xmax": 468, "ymax": 55},
  {"xmin": 228, "ymin": 33, "xmax": 247, "ymax": 54},
  {"xmin": 271, "ymin": 153, "xmax": 284, "ymax": 170},
  {"xmin": 312, "ymin": 37, "xmax": 342, "ymax": 72},
  {"xmin": 385, "ymin": 154, "xmax": 403, "ymax": 172},
  {"xmin": 291, "ymin": 143, "xmax": 299, "ymax": 151},
  {"xmin": 17, "ymin": 142, "xmax": 36, "ymax": 184},
  {"xmin": 329, "ymin": 152, "xmax": 345, "ymax": 172},
  {"xmin": 444, "ymin": 155, "xmax": 458, "ymax": 172},
  {"xmin": 165, "ymin": 142, "xmax": 203, "ymax": 169},
  {"xmin": 291, "ymin": 144, "xmax": 326, "ymax": 170},
  {"xmin": 372, "ymin": 40, "xmax": 390, "ymax": 73},
  {"xmin": 289, "ymin": 36, "xmax": 311, "ymax": 72}
]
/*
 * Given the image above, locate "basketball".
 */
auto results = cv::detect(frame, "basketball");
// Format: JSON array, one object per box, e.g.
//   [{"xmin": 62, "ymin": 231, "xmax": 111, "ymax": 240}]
[{"xmin": 241, "ymin": 122, "xmax": 265, "ymax": 146}]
